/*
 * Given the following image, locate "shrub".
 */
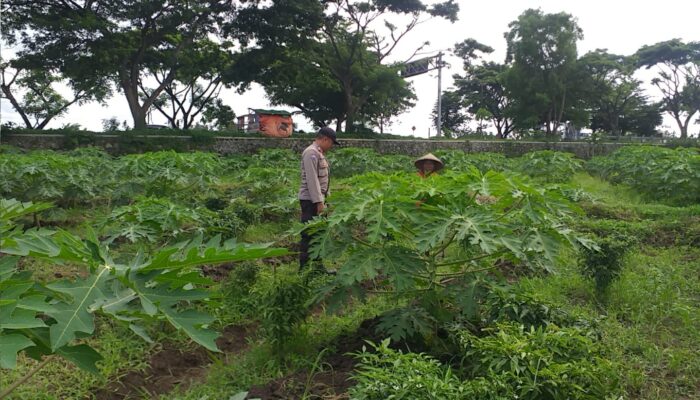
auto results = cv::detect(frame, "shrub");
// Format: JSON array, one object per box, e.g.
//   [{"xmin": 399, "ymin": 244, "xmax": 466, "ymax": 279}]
[
  {"xmin": 579, "ymin": 235, "xmax": 631, "ymax": 294},
  {"xmin": 104, "ymin": 197, "xmax": 210, "ymax": 244},
  {"xmin": 457, "ymin": 323, "xmax": 619, "ymax": 400},
  {"xmin": 259, "ymin": 274, "xmax": 310, "ymax": 350},
  {"xmin": 517, "ymin": 150, "xmax": 582, "ymax": 183},
  {"xmin": 350, "ymin": 339, "xmax": 470, "ymax": 400},
  {"xmin": 587, "ymin": 146, "xmax": 700, "ymax": 205}
]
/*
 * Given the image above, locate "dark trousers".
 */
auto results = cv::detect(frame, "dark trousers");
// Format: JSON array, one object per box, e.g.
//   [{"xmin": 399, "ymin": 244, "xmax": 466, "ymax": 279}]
[{"xmin": 299, "ymin": 200, "xmax": 320, "ymax": 270}]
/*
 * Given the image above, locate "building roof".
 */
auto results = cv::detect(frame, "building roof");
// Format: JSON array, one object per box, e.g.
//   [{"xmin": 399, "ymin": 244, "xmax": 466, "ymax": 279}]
[{"xmin": 251, "ymin": 108, "xmax": 293, "ymax": 116}]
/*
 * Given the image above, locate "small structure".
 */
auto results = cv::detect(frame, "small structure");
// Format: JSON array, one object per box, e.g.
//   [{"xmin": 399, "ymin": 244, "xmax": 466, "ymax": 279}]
[{"xmin": 236, "ymin": 108, "xmax": 294, "ymax": 137}]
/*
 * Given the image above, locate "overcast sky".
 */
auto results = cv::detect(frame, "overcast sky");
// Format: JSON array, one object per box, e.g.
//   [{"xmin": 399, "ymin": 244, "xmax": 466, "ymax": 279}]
[{"xmin": 2, "ymin": 0, "xmax": 699, "ymax": 137}]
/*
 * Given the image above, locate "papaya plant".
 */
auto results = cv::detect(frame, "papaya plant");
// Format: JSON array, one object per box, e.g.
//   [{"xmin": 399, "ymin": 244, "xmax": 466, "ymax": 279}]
[
  {"xmin": 0, "ymin": 198, "xmax": 286, "ymax": 395},
  {"xmin": 301, "ymin": 169, "xmax": 593, "ymax": 341},
  {"xmin": 517, "ymin": 150, "xmax": 582, "ymax": 183},
  {"xmin": 101, "ymin": 196, "xmax": 213, "ymax": 244},
  {"xmin": 587, "ymin": 146, "xmax": 700, "ymax": 205}
]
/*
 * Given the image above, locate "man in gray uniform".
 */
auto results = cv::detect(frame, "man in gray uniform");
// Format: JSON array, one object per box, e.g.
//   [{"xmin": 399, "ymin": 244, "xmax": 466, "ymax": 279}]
[{"xmin": 298, "ymin": 126, "xmax": 339, "ymax": 270}]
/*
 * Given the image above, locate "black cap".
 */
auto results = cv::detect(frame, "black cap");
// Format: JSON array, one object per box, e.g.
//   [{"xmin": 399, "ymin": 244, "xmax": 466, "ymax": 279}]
[{"xmin": 319, "ymin": 126, "xmax": 340, "ymax": 145}]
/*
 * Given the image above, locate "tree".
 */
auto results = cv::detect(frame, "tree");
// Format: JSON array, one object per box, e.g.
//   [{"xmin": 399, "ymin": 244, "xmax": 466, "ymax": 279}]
[
  {"xmin": 232, "ymin": 0, "xmax": 458, "ymax": 132},
  {"xmin": 503, "ymin": 9, "xmax": 586, "ymax": 136},
  {"xmin": 2, "ymin": 1, "xmax": 235, "ymax": 129},
  {"xmin": 452, "ymin": 39, "xmax": 514, "ymax": 138},
  {"xmin": 143, "ymin": 40, "xmax": 233, "ymax": 129},
  {"xmin": 432, "ymin": 90, "xmax": 470, "ymax": 137},
  {"xmin": 0, "ymin": 60, "xmax": 103, "ymax": 129},
  {"xmin": 635, "ymin": 39, "xmax": 700, "ymax": 138},
  {"xmin": 200, "ymin": 99, "xmax": 236, "ymax": 131},
  {"xmin": 580, "ymin": 49, "xmax": 662, "ymax": 136},
  {"xmin": 362, "ymin": 66, "xmax": 416, "ymax": 134},
  {"xmin": 475, "ymin": 107, "xmax": 493, "ymax": 134}
]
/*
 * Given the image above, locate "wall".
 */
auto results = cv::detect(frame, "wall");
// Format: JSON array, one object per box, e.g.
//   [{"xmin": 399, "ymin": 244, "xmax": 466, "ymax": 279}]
[{"xmin": 2, "ymin": 134, "xmax": 636, "ymax": 159}]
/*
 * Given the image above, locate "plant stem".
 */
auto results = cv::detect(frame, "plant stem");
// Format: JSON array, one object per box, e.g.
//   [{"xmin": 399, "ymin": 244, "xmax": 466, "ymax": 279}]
[
  {"xmin": 435, "ymin": 251, "xmax": 506, "ymax": 268},
  {"xmin": 0, "ymin": 356, "xmax": 53, "ymax": 399},
  {"xmin": 438, "ymin": 265, "xmax": 499, "ymax": 283}
]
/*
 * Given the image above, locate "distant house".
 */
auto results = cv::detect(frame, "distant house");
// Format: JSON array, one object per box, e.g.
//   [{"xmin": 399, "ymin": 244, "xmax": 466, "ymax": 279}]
[{"xmin": 236, "ymin": 109, "xmax": 294, "ymax": 137}]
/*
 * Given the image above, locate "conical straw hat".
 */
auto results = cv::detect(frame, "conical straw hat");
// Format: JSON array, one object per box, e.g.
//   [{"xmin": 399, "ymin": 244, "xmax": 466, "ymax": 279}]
[{"xmin": 414, "ymin": 153, "xmax": 444, "ymax": 171}]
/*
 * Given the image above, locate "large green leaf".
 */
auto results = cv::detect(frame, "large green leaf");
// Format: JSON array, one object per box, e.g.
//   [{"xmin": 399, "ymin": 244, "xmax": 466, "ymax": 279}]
[
  {"xmin": 139, "ymin": 240, "xmax": 287, "ymax": 273},
  {"xmin": 0, "ymin": 308, "xmax": 47, "ymax": 329},
  {"xmin": 1, "ymin": 229, "xmax": 95, "ymax": 265},
  {"xmin": 338, "ymin": 247, "xmax": 383, "ymax": 285},
  {"xmin": 0, "ymin": 256, "xmax": 19, "ymax": 281},
  {"xmin": 0, "ymin": 333, "xmax": 35, "ymax": 369},
  {"xmin": 0, "ymin": 199, "xmax": 53, "ymax": 224},
  {"xmin": 45, "ymin": 265, "xmax": 112, "ymax": 350},
  {"xmin": 162, "ymin": 309, "xmax": 219, "ymax": 352},
  {"xmin": 55, "ymin": 344, "xmax": 103, "ymax": 375}
]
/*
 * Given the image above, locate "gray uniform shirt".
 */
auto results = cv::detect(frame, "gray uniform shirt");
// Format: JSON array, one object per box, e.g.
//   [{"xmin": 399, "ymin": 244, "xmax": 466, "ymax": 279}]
[{"xmin": 298, "ymin": 143, "xmax": 330, "ymax": 203}]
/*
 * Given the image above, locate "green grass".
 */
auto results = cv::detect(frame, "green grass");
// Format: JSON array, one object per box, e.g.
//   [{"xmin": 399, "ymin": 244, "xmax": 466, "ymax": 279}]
[
  {"xmin": 520, "ymin": 174, "xmax": 700, "ymax": 400},
  {"xmin": 167, "ymin": 277, "xmax": 395, "ymax": 400},
  {"xmin": 1, "ymin": 321, "xmax": 151, "ymax": 400}
]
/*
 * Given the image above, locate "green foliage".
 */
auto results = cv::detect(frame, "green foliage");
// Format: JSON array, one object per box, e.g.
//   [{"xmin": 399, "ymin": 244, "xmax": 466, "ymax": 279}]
[
  {"xmin": 432, "ymin": 150, "xmax": 511, "ymax": 173},
  {"xmin": 0, "ymin": 150, "xmax": 115, "ymax": 206},
  {"xmin": 634, "ymin": 39, "xmax": 700, "ymax": 138},
  {"xmin": 304, "ymin": 169, "xmax": 589, "ymax": 340},
  {"xmin": 579, "ymin": 235, "xmax": 631, "ymax": 294},
  {"xmin": 259, "ymin": 274, "xmax": 311, "ymax": 350},
  {"xmin": 457, "ymin": 323, "xmax": 619, "ymax": 400},
  {"xmin": 587, "ymin": 146, "xmax": 700, "ymax": 205},
  {"xmin": 0, "ymin": 198, "xmax": 287, "ymax": 374},
  {"xmin": 327, "ymin": 148, "xmax": 413, "ymax": 178},
  {"xmin": 219, "ymin": 263, "xmax": 260, "ymax": 322},
  {"xmin": 350, "ymin": 339, "xmax": 469, "ymax": 399},
  {"xmin": 481, "ymin": 284, "xmax": 594, "ymax": 332},
  {"xmin": 102, "ymin": 197, "xmax": 211, "ymax": 244},
  {"xmin": 517, "ymin": 150, "xmax": 582, "ymax": 183},
  {"xmin": 503, "ymin": 9, "xmax": 587, "ymax": 135},
  {"xmin": 115, "ymin": 151, "xmax": 223, "ymax": 199}
]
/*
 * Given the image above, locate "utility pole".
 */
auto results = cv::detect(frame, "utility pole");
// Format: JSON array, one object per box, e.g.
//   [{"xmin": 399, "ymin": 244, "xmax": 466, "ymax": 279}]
[{"xmin": 436, "ymin": 52, "xmax": 443, "ymax": 137}]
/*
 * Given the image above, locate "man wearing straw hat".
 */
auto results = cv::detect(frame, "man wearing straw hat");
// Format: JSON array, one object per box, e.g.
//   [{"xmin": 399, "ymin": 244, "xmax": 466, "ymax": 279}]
[{"xmin": 414, "ymin": 153, "xmax": 444, "ymax": 178}]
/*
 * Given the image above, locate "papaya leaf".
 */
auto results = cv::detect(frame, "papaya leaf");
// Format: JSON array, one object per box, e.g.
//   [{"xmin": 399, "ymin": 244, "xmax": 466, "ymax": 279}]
[
  {"xmin": 45, "ymin": 265, "xmax": 112, "ymax": 351},
  {"xmin": 55, "ymin": 344, "xmax": 102, "ymax": 375},
  {"xmin": 0, "ymin": 333, "xmax": 35, "ymax": 369}
]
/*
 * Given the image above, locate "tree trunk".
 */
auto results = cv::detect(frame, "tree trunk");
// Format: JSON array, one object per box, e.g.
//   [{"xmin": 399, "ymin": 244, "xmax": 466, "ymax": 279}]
[
  {"xmin": 342, "ymin": 78, "xmax": 356, "ymax": 133},
  {"xmin": 121, "ymin": 74, "xmax": 147, "ymax": 129},
  {"xmin": 335, "ymin": 119, "xmax": 343, "ymax": 133},
  {"xmin": 680, "ymin": 111, "xmax": 697, "ymax": 139},
  {"xmin": 495, "ymin": 119, "xmax": 504, "ymax": 138},
  {"xmin": 674, "ymin": 115, "xmax": 687, "ymax": 139},
  {"xmin": 121, "ymin": 66, "xmax": 176, "ymax": 129},
  {"xmin": 1, "ymin": 84, "xmax": 33, "ymax": 128}
]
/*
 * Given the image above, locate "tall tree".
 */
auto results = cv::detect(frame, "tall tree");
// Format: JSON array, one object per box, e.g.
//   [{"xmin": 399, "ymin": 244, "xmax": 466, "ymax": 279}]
[
  {"xmin": 452, "ymin": 39, "xmax": 514, "ymax": 138},
  {"xmin": 0, "ymin": 61, "xmax": 104, "ymax": 129},
  {"xmin": 361, "ymin": 65, "xmax": 416, "ymax": 134},
  {"xmin": 200, "ymin": 99, "xmax": 236, "ymax": 131},
  {"xmin": 503, "ymin": 9, "xmax": 585, "ymax": 136},
  {"xmin": 580, "ymin": 49, "xmax": 661, "ymax": 136},
  {"xmin": 432, "ymin": 90, "xmax": 470, "ymax": 137},
  {"xmin": 142, "ymin": 40, "xmax": 233, "ymax": 129},
  {"xmin": 635, "ymin": 39, "xmax": 700, "ymax": 138},
  {"xmin": 231, "ymin": 0, "xmax": 458, "ymax": 132},
  {"xmin": 2, "ymin": 0, "xmax": 235, "ymax": 129}
]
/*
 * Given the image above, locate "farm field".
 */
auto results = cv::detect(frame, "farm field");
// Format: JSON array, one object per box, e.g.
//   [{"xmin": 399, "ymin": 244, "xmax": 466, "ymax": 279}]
[{"xmin": 1, "ymin": 145, "xmax": 699, "ymax": 400}]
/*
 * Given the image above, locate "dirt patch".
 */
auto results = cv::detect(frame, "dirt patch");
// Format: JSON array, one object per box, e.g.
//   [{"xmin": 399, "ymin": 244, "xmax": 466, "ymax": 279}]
[
  {"xmin": 245, "ymin": 318, "xmax": 384, "ymax": 400},
  {"xmin": 94, "ymin": 324, "xmax": 255, "ymax": 399},
  {"xmin": 201, "ymin": 262, "xmax": 235, "ymax": 282},
  {"xmin": 580, "ymin": 202, "xmax": 638, "ymax": 221}
]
